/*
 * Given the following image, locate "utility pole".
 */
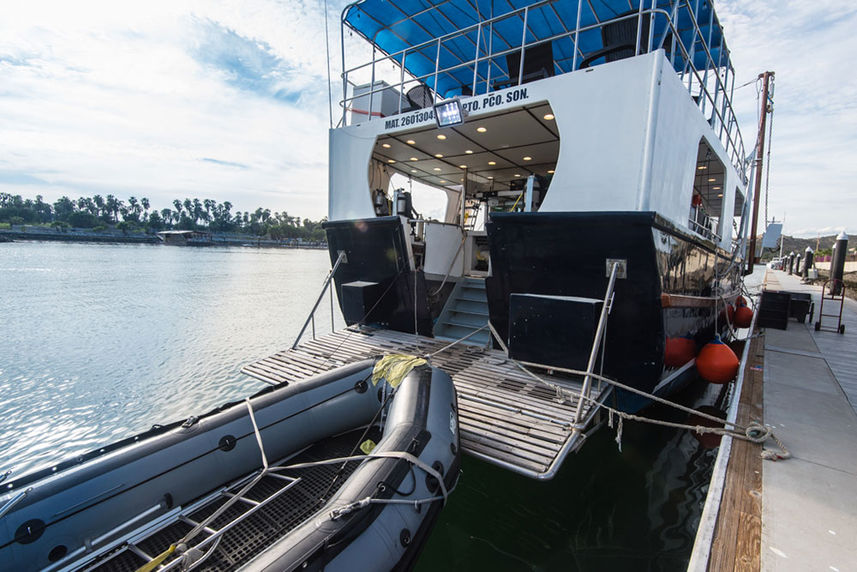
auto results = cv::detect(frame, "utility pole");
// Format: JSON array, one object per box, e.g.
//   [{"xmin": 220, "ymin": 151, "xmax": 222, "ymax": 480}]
[{"xmin": 746, "ymin": 71, "xmax": 775, "ymax": 275}]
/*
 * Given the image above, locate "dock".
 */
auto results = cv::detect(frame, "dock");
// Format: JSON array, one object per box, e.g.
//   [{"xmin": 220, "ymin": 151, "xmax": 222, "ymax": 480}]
[
  {"xmin": 691, "ymin": 269, "xmax": 857, "ymax": 570},
  {"xmin": 242, "ymin": 327, "xmax": 606, "ymax": 479}
]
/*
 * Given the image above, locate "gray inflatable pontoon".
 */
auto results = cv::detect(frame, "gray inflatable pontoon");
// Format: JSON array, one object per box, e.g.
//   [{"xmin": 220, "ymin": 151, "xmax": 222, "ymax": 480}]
[{"xmin": 0, "ymin": 358, "xmax": 460, "ymax": 571}]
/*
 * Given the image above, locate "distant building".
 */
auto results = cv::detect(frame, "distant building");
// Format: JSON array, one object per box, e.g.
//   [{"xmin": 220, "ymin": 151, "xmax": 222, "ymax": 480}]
[{"xmin": 156, "ymin": 230, "xmax": 213, "ymax": 246}]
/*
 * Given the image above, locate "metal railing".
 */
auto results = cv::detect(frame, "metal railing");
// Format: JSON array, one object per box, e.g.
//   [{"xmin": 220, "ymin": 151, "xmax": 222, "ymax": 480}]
[
  {"xmin": 340, "ymin": 1, "xmax": 746, "ymax": 174},
  {"xmin": 291, "ymin": 250, "xmax": 346, "ymax": 349}
]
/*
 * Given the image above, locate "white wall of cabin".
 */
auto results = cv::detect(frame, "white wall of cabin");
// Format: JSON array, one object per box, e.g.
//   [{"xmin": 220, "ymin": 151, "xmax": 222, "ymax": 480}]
[{"xmin": 328, "ymin": 50, "xmax": 746, "ymax": 252}]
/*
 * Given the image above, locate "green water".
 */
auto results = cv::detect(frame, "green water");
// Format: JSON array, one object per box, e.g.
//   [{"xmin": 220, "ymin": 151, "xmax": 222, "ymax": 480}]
[{"xmin": 0, "ymin": 241, "xmax": 722, "ymax": 570}]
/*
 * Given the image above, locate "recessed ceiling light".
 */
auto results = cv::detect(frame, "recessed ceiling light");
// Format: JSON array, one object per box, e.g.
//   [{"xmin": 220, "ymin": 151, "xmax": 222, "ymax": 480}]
[
  {"xmin": 476, "ymin": 126, "xmax": 487, "ymax": 133},
  {"xmin": 433, "ymin": 167, "xmax": 441, "ymax": 171},
  {"xmin": 708, "ymin": 177, "xmax": 716, "ymax": 182},
  {"xmin": 523, "ymin": 156, "xmax": 532, "ymax": 161},
  {"xmin": 410, "ymin": 157, "xmax": 418, "ymax": 161},
  {"xmin": 460, "ymin": 178, "xmax": 464, "ymax": 182},
  {"xmin": 435, "ymin": 153, "xmax": 443, "ymax": 158},
  {"xmin": 387, "ymin": 159, "xmax": 395, "ymax": 163},
  {"xmin": 697, "ymin": 165, "xmax": 707, "ymax": 170},
  {"xmin": 459, "ymin": 165, "xmax": 467, "ymax": 169},
  {"xmin": 717, "ymin": 193, "xmax": 723, "ymax": 197},
  {"xmin": 514, "ymin": 173, "xmax": 521, "ymax": 177},
  {"xmin": 382, "ymin": 143, "xmax": 391, "ymax": 148},
  {"xmin": 436, "ymin": 134, "xmax": 447, "ymax": 140},
  {"xmin": 488, "ymin": 161, "xmax": 496, "ymax": 166},
  {"xmin": 543, "ymin": 113, "xmax": 555, "ymax": 120},
  {"xmin": 547, "ymin": 169, "xmax": 555, "ymax": 174},
  {"xmin": 411, "ymin": 169, "xmax": 417, "ymax": 173},
  {"xmin": 487, "ymin": 176, "xmax": 494, "ymax": 179},
  {"xmin": 713, "ymin": 186, "xmax": 721, "ymax": 190},
  {"xmin": 406, "ymin": 139, "xmax": 415, "ymax": 145},
  {"xmin": 465, "ymin": 149, "xmax": 473, "ymax": 154},
  {"xmin": 440, "ymin": 180, "xmax": 446, "ymax": 183}
]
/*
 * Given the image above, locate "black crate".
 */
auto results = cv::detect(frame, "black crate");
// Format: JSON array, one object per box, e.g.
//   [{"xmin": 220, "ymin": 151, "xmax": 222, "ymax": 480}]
[
  {"xmin": 758, "ymin": 290, "xmax": 791, "ymax": 330},
  {"xmin": 341, "ymin": 280, "xmax": 386, "ymax": 325}
]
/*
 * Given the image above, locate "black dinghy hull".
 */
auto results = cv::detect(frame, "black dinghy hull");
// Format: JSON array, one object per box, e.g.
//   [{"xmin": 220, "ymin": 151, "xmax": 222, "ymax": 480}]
[{"xmin": 0, "ymin": 359, "xmax": 460, "ymax": 571}]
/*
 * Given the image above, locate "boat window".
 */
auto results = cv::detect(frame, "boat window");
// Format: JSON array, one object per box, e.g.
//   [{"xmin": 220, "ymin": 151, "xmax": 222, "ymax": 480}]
[
  {"xmin": 369, "ymin": 102, "xmax": 558, "ymax": 226},
  {"xmin": 689, "ymin": 139, "xmax": 726, "ymax": 241}
]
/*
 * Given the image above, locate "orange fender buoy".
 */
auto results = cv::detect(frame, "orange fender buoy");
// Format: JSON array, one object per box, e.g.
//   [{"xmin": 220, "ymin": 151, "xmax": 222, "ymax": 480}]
[
  {"xmin": 720, "ymin": 303, "xmax": 735, "ymax": 325},
  {"xmin": 665, "ymin": 336, "xmax": 697, "ymax": 368},
  {"xmin": 734, "ymin": 305, "xmax": 753, "ymax": 328},
  {"xmin": 697, "ymin": 335, "xmax": 739, "ymax": 384}
]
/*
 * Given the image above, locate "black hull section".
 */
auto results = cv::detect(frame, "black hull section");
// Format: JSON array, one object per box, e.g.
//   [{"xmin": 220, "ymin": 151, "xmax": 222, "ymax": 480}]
[
  {"xmin": 324, "ymin": 217, "xmax": 433, "ymax": 336},
  {"xmin": 486, "ymin": 212, "xmax": 739, "ymax": 412}
]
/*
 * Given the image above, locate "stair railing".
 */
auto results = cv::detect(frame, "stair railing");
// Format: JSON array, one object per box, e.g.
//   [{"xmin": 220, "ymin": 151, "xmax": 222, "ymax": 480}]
[{"xmin": 291, "ymin": 250, "xmax": 347, "ymax": 349}]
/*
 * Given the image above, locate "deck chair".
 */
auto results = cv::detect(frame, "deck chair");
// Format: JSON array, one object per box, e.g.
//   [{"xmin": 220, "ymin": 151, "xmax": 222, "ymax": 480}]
[
  {"xmin": 499, "ymin": 41, "xmax": 554, "ymax": 88},
  {"xmin": 580, "ymin": 12, "xmax": 650, "ymax": 69}
]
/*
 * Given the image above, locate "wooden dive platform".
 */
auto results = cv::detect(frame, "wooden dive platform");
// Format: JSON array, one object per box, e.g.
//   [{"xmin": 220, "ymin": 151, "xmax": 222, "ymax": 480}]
[{"xmin": 242, "ymin": 327, "xmax": 605, "ymax": 479}]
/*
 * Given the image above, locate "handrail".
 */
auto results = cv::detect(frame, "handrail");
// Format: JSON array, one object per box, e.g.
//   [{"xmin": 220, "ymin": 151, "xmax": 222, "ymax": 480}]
[
  {"xmin": 574, "ymin": 261, "xmax": 620, "ymax": 421},
  {"xmin": 339, "ymin": 2, "xmax": 746, "ymax": 175},
  {"xmin": 292, "ymin": 250, "xmax": 346, "ymax": 349}
]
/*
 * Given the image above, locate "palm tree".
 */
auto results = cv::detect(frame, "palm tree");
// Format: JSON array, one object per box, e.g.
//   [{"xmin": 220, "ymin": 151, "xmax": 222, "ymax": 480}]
[
  {"xmin": 105, "ymin": 195, "xmax": 118, "ymax": 223},
  {"xmin": 93, "ymin": 195, "xmax": 106, "ymax": 220}
]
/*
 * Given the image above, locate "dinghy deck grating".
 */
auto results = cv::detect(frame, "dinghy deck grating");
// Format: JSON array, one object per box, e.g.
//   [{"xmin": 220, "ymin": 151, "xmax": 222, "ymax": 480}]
[
  {"xmin": 88, "ymin": 432, "xmax": 365, "ymax": 572},
  {"xmin": 243, "ymin": 327, "xmax": 601, "ymax": 477}
]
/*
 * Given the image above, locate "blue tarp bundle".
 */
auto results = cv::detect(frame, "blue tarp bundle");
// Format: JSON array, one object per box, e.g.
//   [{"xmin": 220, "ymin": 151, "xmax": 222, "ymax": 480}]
[{"xmin": 343, "ymin": 0, "xmax": 727, "ymax": 99}]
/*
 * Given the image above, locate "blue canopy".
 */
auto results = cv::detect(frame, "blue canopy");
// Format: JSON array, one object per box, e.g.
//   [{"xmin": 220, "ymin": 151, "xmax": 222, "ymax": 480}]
[{"xmin": 343, "ymin": 0, "xmax": 729, "ymax": 99}]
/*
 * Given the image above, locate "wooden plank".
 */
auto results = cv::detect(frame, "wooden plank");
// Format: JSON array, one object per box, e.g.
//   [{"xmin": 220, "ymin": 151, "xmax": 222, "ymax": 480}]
[
  {"xmin": 453, "ymin": 378, "xmax": 582, "ymax": 420},
  {"xmin": 457, "ymin": 399, "xmax": 569, "ymax": 439},
  {"xmin": 708, "ymin": 333, "xmax": 764, "ymax": 571},
  {"xmin": 458, "ymin": 424, "xmax": 562, "ymax": 464},
  {"xmin": 460, "ymin": 437, "xmax": 550, "ymax": 473}
]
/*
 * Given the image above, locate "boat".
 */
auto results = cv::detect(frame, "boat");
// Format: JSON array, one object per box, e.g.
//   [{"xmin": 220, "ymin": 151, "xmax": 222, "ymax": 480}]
[
  {"xmin": 0, "ymin": 358, "xmax": 460, "ymax": 571},
  {"xmin": 322, "ymin": 0, "xmax": 753, "ymax": 414},
  {"xmin": 156, "ymin": 230, "xmax": 214, "ymax": 246}
]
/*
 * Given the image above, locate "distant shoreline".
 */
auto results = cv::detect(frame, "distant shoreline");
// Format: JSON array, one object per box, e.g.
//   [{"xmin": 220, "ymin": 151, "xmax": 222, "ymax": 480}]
[{"xmin": 0, "ymin": 228, "xmax": 327, "ymax": 249}]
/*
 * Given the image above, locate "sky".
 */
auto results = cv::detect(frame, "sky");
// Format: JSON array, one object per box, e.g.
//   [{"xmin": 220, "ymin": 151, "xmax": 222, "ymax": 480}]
[{"xmin": 1, "ymin": 0, "xmax": 855, "ymax": 236}]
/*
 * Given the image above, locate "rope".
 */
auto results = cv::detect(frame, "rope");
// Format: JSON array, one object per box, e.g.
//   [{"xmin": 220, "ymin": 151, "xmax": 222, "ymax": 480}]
[
  {"xmin": 502, "ymin": 345, "xmax": 790, "ymax": 461},
  {"xmin": 428, "ymin": 231, "xmax": 467, "ymax": 297},
  {"xmin": 424, "ymin": 303, "xmax": 789, "ymax": 461},
  {"xmin": 426, "ymin": 324, "xmax": 489, "ymax": 357},
  {"xmin": 137, "ymin": 391, "xmax": 454, "ymax": 571},
  {"xmin": 137, "ymin": 400, "xmax": 270, "ymax": 572}
]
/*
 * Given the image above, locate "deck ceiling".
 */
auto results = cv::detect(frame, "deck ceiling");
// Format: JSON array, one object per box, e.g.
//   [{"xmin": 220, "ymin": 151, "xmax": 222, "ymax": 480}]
[{"xmin": 373, "ymin": 102, "xmax": 558, "ymax": 192}]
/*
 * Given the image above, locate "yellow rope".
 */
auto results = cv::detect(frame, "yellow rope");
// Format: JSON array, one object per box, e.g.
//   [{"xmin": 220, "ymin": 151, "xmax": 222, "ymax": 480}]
[{"xmin": 136, "ymin": 544, "xmax": 176, "ymax": 572}]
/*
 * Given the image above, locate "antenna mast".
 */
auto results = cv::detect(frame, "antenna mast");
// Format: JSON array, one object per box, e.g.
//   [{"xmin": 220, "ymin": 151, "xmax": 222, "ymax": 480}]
[{"xmin": 746, "ymin": 71, "xmax": 775, "ymax": 275}]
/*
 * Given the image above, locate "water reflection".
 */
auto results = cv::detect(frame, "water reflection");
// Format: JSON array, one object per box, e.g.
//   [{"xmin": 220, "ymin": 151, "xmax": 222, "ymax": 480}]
[{"xmin": 0, "ymin": 241, "xmax": 341, "ymax": 477}]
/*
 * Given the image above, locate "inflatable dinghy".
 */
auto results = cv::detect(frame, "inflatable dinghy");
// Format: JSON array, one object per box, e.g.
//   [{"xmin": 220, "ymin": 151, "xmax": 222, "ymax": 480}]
[{"xmin": 0, "ymin": 357, "xmax": 460, "ymax": 571}]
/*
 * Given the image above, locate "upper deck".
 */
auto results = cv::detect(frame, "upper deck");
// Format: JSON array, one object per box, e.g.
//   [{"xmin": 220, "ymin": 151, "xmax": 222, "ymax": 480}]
[{"xmin": 339, "ymin": 0, "xmax": 745, "ymax": 173}]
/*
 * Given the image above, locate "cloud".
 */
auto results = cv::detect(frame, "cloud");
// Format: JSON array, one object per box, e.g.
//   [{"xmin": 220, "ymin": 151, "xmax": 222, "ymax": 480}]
[
  {"xmin": 718, "ymin": 0, "xmax": 857, "ymax": 237},
  {"xmin": 190, "ymin": 18, "xmax": 303, "ymax": 104},
  {"xmin": 0, "ymin": 0, "xmax": 341, "ymax": 219},
  {"xmin": 200, "ymin": 157, "xmax": 250, "ymax": 169},
  {"xmin": 0, "ymin": 171, "xmax": 51, "ymax": 186}
]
